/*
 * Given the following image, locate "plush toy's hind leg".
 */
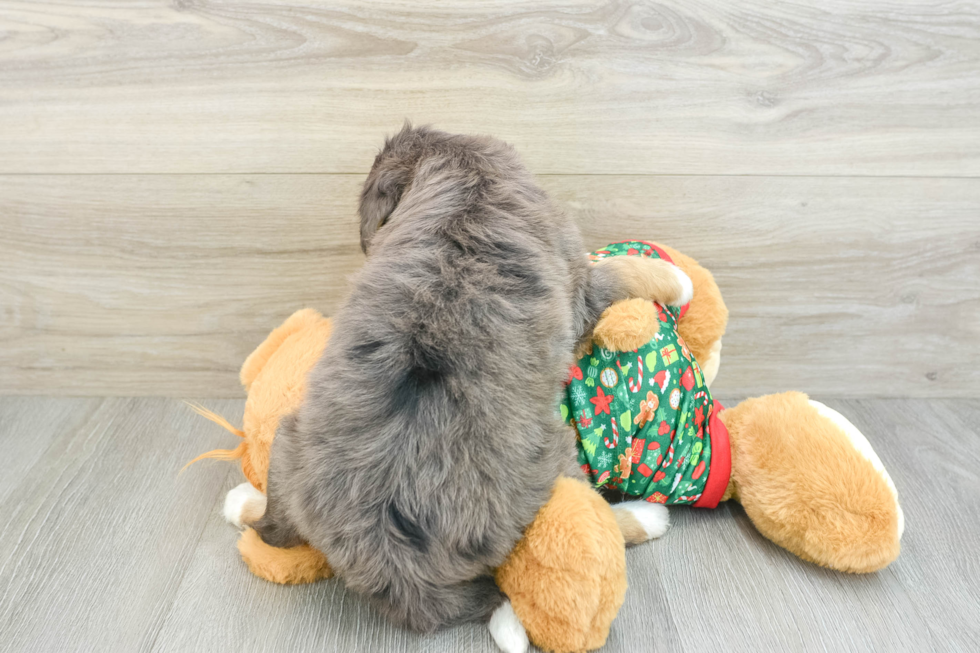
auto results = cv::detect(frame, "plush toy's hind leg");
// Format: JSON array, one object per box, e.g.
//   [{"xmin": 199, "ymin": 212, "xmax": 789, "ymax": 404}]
[
  {"xmin": 223, "ymin": 481, "xmax": 333, "ymax": 584},
  {"xmin": 237, "ymin": 528, "xmax": 333, "ymax": 584},
  {"xmin": 807, "ymin": 400, "xmax": 905, "ymax": 540},
  {"xmin": 720, "ymin": 392, "xmax": 902, "ymax": 573},
  {"xmin": 495, "ymin": 478, "xmax": 627, "ymax": 653}
]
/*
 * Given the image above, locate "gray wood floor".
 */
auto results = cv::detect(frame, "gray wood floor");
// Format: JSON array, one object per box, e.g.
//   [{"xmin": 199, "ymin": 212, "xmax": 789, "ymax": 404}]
[{"xmin": 1, "ymin": 396, "xmax": 977, "ymax": 652}]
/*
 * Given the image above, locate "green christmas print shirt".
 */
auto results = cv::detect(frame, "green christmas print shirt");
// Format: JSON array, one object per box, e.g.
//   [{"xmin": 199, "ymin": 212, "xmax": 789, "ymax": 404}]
[{"xmin": 559, "ymin": 241, "xmax": 718, "ymax": 505}]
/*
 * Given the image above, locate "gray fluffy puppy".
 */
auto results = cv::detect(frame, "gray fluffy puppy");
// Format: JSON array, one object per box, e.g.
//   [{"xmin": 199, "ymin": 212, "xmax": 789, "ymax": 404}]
[{"xmin": 248, "ymin": 125, "xmax": 691, "ymax": 635}]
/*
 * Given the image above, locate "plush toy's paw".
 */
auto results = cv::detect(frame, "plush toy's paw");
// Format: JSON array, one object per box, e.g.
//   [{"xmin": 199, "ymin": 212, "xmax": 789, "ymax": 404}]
[
  {"xmin": 808, "ymin": 400, "xmax": 905, "ymax": 540},
  {"xmin": 496, "ymin": 477, "xmax": 626, "ymax": 653},
  {"xmin": 224, "ymin": 482, "xmax": 266, "ymax": 528},
  {"xmin": 723, "ymin": 392, "xmax": 903, "ymax": 573},
  {"xmin": 593, "ymin": 298, "xmax": 660, "ymax": 353},
  {"xmin": 489, "ymin": 600, "xmax": 529, "ymax": 653},
  {"xmin": 613, "ymin": 502, "xmax": 670, "ymax": 545},
  {"xmin": 593, "ymin": 255, "xmax": 691, "ymax": 309},
  {"xmin": 670, "ymin": 265, "xmax": 694, "ymax": 307}
]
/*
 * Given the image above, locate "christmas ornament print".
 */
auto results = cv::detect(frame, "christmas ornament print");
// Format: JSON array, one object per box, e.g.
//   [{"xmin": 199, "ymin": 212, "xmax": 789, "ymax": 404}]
[{"xmin": 599, "ymin": 367, "xmax": 619, "ymax": 389}]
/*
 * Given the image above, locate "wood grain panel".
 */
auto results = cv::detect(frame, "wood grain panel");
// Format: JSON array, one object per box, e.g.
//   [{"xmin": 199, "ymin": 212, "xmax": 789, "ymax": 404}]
[
  {"xmin": 0, "ymin": 0, "xmax": 978, "ymax": 175},
  {"xmin": 1, "ymin": 174, "xmax": 977, "ymax": 397},
  {"xmin": 0, "ymin": 174, "xmax": 365, "ymax": 396},
  {"xmin": 558, "ymin": 175, "xmax": 980, "ymax": 398}
]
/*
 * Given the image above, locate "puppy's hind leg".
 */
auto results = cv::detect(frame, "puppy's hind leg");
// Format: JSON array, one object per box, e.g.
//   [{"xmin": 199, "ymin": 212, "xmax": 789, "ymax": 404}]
[
  {"xmin": 223, "ymin": 473, "xmax": 301, "ymax": 549},
  {"xmin": 388, "ymin": 576, "xmax": 506, "ymax": 634},
  {"xmin": 249, "ymin": 483, "xmax": 303, "ymax": 548}
]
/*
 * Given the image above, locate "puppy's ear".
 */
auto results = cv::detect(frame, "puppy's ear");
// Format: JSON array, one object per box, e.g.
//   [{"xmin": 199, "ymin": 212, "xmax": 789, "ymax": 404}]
[
  {"xmin": 359, "ymin": 162, "xmax": 413, "ymax": 254},
  {"xmin": 359, "ymin": 122, "xmax": 434, "ymax": 253}
]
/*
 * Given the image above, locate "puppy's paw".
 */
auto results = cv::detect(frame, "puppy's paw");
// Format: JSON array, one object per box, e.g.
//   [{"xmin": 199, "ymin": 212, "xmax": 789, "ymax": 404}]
[
  {"xmin": 488, "ymin": 600, "xmax": 528, "ymax": 653},
  {"xmin": 670, "ymin": 265, "xmax": 693, "ymax": 307},
  {"xmin": 224, "ymin": 482, "xmax": 267, "ymax": 528},
  {"xmin": 613, "ymin": 501, "xmax": 670, "ymax": 545}
]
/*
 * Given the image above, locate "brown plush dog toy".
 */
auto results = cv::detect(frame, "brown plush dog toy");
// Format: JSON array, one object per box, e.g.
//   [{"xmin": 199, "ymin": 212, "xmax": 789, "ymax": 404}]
[
  {"xmin": 561, "ymin": 241, "xmax": 903, "ymax": 576},
  {"xmin": 190, "ymin": 308, "xmax": 627, "ymax": 653},
  {"xmin": 190, "ymin": 240, "xmax": 902, "ymax": 653}
]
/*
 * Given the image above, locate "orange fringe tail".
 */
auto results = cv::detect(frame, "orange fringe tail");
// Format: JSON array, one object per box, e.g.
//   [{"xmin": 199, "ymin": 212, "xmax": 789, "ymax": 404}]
[{"xmin": 182, "ymin": 402, "xmax": 247, "ymax": 472}]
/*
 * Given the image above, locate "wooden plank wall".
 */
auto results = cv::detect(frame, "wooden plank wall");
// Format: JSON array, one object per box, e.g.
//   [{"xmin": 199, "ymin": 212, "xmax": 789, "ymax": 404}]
[{"xmin": 1, "ymin": 0, "xmax": 978, "ymax": 397}]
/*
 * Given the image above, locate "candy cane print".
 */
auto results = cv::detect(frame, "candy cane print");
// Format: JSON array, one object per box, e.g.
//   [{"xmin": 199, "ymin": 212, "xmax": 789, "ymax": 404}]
[
  {"xmin": 604, "ymin": 417, "xmax": 620, "ymax": 449},
  {"xmin": 628, "ymin": 355, "xmax": 643, "ymax": 393}
]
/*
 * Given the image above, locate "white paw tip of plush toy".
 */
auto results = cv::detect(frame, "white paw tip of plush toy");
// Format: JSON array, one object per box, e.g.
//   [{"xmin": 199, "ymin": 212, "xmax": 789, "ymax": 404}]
[
  {"xmin": 488, "ymin": 600, "xmax": 528, "ymax": 653},
  {"xmin": 223, "ymin": 482, "xmax": 266, "ymax": 528},
  {"xmin": 671, "ymin": 265, "xmax": 694, "ymax": 307},
  {"xmin": 614, "ymin": 501, "xmax": 670, "ymax": 545}
]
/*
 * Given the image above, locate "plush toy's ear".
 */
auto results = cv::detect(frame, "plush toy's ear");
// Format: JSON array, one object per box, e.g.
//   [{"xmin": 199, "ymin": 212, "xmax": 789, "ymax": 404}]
[
  {"xmin": 653, "ymin": 244, "xmax": 728, "ymax": 370},
  {"xmin": 240, "ymin": 309, "xmax": 324, "ymax": 392}
]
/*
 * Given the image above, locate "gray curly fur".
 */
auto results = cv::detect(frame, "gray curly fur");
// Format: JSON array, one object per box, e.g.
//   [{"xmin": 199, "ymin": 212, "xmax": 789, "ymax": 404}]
[{"xmin": 254, "ymin": 125, "xmax": 650, "ymax": 632}]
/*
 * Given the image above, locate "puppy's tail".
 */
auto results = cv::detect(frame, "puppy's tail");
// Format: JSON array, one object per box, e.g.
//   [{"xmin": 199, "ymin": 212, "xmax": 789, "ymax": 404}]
[{"xmin": 181, "ymin": 402, "xmax": 247, "ymax": 472}]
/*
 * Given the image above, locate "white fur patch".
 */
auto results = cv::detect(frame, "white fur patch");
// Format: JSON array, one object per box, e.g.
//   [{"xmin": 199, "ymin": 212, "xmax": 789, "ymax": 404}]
[
  {"xmin": 808, "ymin": 400, "xmax": 905, "ymax": 540},
  {"xmin": 616, "ymin": 501, "xmax": 670, "ymax": 540},
  {"xmin": 488, "ymin": 600, "xmax": 528, "ymax": 653},
  {"xmin": 671, "ymin": 265, "xmax": 694, "ymax": 307},
  {"xmin": 223, "ymin": 481, "xmax": 266, "ymax": 528}
]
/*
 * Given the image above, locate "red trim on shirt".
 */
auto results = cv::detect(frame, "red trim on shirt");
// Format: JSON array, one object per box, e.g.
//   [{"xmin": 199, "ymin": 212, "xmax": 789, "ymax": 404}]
[
  {"xmin": 634, "ymin": 240, "xmax": 674, "ymax": 264},
  {"xmin": 693, "ymin": 401, "xmax": 731, "ymax": 509}
]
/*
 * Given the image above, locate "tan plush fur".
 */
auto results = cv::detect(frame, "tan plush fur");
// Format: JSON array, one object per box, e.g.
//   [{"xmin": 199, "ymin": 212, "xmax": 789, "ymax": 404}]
[
  {"xmin": 589, "ymin": 244, "xmax": 727, "ymax": 378},
  {"xmin": 496, "ymin": 477, "xmax": 627, "ymax": 653},
  {"xmin": 592, "ymin": 298, "xmax": 660, "ymax": 353},
  {"xmin": 720, "ymin": 392, "xmax": 901, "ymax": 573},
  {"xmin": 593, "ymin": 255, "xmax": 688, "ymax": 307},
  {"xmin": 655, "ymin": 244, "xmax": 728, "ymax": 367},
  {"xmin": 237, "ymin": 528, "xmax": 333, "ymax": 584},
  {"xmin": 237, "ymin": 309, "xmax": 333, "ymax": 492},
  {"xmin": 190, "ymin": 308, "xmax": 336, "ymax": 580},
  {"xmin": 613, "ymin": 507, "xmax": 652, "ymax": 547}
]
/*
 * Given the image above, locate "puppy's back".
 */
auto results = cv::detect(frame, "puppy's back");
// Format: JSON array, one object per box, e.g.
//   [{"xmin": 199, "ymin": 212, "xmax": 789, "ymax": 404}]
[{"xmin": 284, "ymin": 127, "xmax": 581, "ymax": 630}]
